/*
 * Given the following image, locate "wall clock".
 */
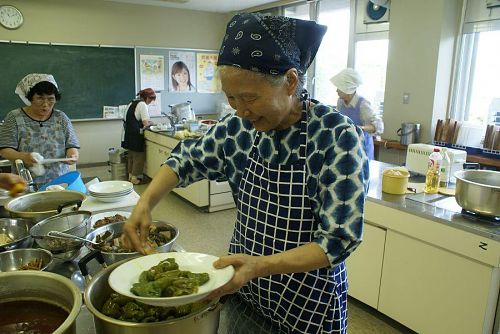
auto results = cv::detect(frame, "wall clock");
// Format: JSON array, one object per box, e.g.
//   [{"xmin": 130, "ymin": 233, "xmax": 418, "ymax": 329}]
[{"xmin": 0, "ymin": 5, "xmax": 24, "ymax": 30}]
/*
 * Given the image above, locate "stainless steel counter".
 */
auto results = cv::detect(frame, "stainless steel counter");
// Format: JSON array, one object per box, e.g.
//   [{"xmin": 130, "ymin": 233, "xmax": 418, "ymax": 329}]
[{"xmin": 368, "ymin": 161, "xmax": 499, "ymax": 241}]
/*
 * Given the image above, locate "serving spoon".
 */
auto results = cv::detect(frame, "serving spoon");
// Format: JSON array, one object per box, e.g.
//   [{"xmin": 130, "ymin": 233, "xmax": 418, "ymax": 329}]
[{"xmin": 47, "ymin": 230, "xmax": 114, "ymax": 246}]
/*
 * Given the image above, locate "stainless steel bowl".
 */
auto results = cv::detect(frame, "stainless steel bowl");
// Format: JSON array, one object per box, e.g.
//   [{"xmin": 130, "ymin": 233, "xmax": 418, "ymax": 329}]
[
  {"xmin": 0, "ymin": 248, "xmax": 53, "ymax": 272},
  {"xmin": 30, "ymin": 211, "xmax": 91, "ymax": 261},
  {"xmin": 85, "ymin": 220, "xmax": 178, "ymax": 265},
  {"xmin": 0, "ymin": 218, "xmax": 36, "ymax": 252}
]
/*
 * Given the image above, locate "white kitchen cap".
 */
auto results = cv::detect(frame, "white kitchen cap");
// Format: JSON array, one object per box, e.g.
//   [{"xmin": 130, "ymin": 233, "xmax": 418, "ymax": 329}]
[
  {"xmin": 15, "ymin": 73, "xmax": 58, "ymax": 106},
  {"xmin": 330, "ymin": 68, "xmax": 363, "ymax": 94}
]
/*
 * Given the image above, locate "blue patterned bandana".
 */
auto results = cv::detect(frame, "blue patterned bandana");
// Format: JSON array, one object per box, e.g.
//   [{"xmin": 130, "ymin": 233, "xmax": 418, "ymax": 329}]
[{"xmin": 217, "ymin": 13, "xmax": 327, "ymax": 75}]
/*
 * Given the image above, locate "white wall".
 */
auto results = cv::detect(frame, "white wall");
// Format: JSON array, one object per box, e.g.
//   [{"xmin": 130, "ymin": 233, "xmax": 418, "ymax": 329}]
[
  {"xmin": 383, "ymin": 0, "xmax": 461, "ymax": 144},
  {"xmin": 0, "ymin": 0, "xmax": 227, "ymax": 163}
]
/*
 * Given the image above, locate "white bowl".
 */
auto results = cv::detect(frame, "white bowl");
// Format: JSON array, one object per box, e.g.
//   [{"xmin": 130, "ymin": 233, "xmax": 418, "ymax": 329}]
[
  {"xmin": 88, "ymin": 181, "xmax": 133, "ymax": 196},
  {"xmin": 108, "ymin": 252, "xmax": 234, "ymax": 307},
  {"xmin": 89, "ymin": 189, "xmax": 132, "ymax": 198}
]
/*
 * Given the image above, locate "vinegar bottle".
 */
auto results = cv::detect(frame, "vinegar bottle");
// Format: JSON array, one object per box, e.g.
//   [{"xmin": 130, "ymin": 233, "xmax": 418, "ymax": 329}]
[
  {"xmin": 424, "ymin": 148, "xmax": 442, "ymax": 194},
  {"xmin": 439, "ymin": 148, "xmax": 451, "ymax": 187}
]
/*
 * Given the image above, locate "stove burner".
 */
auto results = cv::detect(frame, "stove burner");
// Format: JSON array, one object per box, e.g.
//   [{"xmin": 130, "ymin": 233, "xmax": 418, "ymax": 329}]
[{"xmin": 461, "ymin": 209, "xmax": 500, "ymax": 225}]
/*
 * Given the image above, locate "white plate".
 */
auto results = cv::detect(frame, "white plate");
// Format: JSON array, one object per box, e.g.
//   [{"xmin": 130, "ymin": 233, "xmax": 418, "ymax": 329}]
[
  {"xmin": 108, "ymin": 252, "xmax": 234, "ymax": 307},
  {"xmin": 90, "ymin": 211, "xmax": 131, "ymax": 228},
  {"xmin": 88, "ymin": 181, "xmax": 133, "ymax": 195},
  {"xmin": 92, "ymin": 195, "xmax": 129, "ymax": 203},
  {"xmin": 150, "ymin": 125, "xmax": 173, "ymax": 132}
]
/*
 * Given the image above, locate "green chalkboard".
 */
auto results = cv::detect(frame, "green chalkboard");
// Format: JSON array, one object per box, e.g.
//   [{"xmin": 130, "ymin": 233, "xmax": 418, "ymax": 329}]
[{"xmin": 0, "ymin": 43, "xmax": 135, "ymax": 120}]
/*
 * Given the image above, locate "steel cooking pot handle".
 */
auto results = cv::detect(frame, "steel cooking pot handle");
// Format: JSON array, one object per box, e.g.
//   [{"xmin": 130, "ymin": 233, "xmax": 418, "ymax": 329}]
[
  {"xmin": 57, "ymin": 199, "xmax": 82, "ymax": 213},
  {"xmin": 397, "ymin": 127, "xmax": 415, "ymax": 136},
  {"xmin": 463, "ymin": 162, "xmax": 480, "ymax": 170},
  {"xmin": 78, "ymin": 249, "xmax": 107, "ymax": 280}
]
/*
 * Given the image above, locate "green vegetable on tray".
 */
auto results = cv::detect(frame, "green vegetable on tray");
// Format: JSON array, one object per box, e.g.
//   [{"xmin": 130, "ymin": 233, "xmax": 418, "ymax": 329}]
[
  {"xmin": 101, "ymin": 292, "xmax": 209, "ymax": 323},
  {"xmin": 131, "ymin": 258, "xmax": 210, "ymax": 298}
]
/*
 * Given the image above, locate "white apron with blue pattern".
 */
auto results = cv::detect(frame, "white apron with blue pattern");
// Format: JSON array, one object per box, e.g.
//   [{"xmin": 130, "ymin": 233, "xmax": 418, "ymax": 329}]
[
  {"xmin": 229, "ymin": 105, "xmax": 348, "ymax": 334},
  {"xmin": 15, "ymin": 111, "xmax": 69, "ymax": 185},
  {"xmin": 338, "ymin": 97, "xmax": 374, "ymax": 160}
]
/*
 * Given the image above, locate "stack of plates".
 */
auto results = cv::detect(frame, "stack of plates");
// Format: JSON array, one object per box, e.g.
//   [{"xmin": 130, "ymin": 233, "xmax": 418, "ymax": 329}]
[{"xmin": 88, "ymin": 181, "xmax": 133, "ymax": 203}]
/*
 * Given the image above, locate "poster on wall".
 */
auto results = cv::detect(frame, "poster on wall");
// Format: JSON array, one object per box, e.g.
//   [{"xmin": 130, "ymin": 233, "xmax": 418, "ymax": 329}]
[
  {"xmin": 196, "ymin": 53, "xmax": 220, "ymax": 93},
  {"xmin": 140, "ymin": 55, "xmax": 165, "ymax": 91},
  {"xmin": 168, "ymin": 51, "xmax": 196, "ymax": 92}
]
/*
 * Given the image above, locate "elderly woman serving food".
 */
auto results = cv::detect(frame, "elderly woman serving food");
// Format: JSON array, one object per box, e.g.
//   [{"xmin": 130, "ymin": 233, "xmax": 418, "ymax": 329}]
[
  {"xmin": 124, "ymin": 13, "xmax": 369, "ymax": 333},
  {"xmin": 0, "ymin": 73, "xmax": 80, "ymax": 186}
]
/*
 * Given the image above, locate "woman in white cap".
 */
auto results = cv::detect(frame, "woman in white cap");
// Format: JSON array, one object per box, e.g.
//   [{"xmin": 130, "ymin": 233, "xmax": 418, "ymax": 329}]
[
  {"xmin": 0, "ymin": 73, "xmax": 80, "ymax": 186},
  {"xmin": 124, "ymin": 13, "xmax": 369, "ymax": 333},
  {"xmin": 330, "ymin": 68, "xmax": 384, "ymax": 159}
]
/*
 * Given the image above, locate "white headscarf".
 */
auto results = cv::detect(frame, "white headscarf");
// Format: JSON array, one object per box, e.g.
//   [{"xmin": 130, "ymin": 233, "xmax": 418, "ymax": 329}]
[
  {"xmin": 330, "ymin": 68, "xmax": 363, "ymax": 95},
  {"xmin": 15, "ymin": 73, "xmax": 59, "ymax": 106}
]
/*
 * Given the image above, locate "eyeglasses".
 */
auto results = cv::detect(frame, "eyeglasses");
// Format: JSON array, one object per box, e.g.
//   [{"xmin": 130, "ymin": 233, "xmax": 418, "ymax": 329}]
[{"xmin": 32, "ymin": 96, "xmax": 56, "ymax": 105}]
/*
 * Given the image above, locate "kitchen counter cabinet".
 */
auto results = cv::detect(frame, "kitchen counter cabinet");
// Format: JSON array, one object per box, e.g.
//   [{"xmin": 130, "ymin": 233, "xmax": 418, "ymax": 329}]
[
  {"xmin": 346, "ymin": 161, "xmax": 500, "ymax": 334},
  {"xmin": 345, "ymin": 222, "xmax": 386, "ymax": 309},
  {"xmin": 378, "ymin": 230, "xmax": 497, "ymax": 334},
  {"xmin": 144, "ymin": 130, "xmax": 234, "ymax": 211}
]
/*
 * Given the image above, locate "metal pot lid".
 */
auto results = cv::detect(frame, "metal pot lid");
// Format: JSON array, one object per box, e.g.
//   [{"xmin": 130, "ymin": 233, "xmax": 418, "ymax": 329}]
[
  {"xmin": 169, "ymin": 101, "xmax": 191, "ymax": 108},
  {"xmin": 5, "ymin": 190, "xmax": 86, "ymax": 214}
]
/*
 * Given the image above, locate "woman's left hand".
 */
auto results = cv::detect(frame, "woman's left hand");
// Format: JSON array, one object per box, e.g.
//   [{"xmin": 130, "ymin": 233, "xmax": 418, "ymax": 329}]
[
  {"xmin": 205, "ymin": 254, "xmax": 264, "ymax": 300},
  {"xmin": 65, "ymin": 148, "xmax": 79, "ymax": 165}
]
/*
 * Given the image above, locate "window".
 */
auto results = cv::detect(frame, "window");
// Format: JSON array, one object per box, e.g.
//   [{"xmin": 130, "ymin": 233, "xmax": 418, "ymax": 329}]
[
  {"xmin": 314, "ymin": 0, "xmax": 351, "ymax": 105},
  {"xmin": 451, "ymin": 29, "xmax": 500, "ymax": 125},
  {"xmin": 283, "ymin": 3, "xmax": 310, "ymax": 20},
  {"xmin": 354, "ymin": 37, "xmax": 388, "ymax": 114}
]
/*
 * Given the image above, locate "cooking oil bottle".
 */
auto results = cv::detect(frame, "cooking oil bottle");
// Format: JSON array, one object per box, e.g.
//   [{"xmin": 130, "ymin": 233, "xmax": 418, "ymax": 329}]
[{"xmin": 424, "ymin": 148, "xmax": 442, "ymax": 194}]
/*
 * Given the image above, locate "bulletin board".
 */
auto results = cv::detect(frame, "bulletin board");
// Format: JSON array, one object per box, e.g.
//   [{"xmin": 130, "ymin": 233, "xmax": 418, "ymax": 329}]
[
  {"xmin": 0, "ymin": 42, "xmax": 135, "ymax": 121},
  {"xmin": 135, "ymin": 47, "xmax": 225, "ymax": 117}
]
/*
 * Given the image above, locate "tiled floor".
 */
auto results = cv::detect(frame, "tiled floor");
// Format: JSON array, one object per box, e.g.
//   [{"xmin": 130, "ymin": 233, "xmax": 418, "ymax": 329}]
[{"xmin": 79, "ymin": 165, "xmax": 415, "ymax": 334}]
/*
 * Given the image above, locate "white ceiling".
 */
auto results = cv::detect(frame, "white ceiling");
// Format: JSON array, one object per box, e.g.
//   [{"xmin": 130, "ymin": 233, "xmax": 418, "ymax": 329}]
[{"xmin": 104, "ymin": 0, "xmax": 278, "ymax": 13}]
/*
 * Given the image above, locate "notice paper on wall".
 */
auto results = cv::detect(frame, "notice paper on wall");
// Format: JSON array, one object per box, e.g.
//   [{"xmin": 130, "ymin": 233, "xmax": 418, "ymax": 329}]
[
  {"xmin": 147, "ymin": 93, "xmax": 162, "ymax": 117},
  {"xmin": 140, "ymin": 54, "xmax": 165, "ymax": 91},
  {"xmin": 103, "ymin": 106, "xmax": 119, "ymax": 119}
]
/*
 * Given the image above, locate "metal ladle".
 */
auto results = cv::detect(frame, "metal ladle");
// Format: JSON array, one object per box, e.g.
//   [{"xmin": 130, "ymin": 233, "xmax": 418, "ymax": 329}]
[{"xmin": 47, "ymin": 230, "xmax": 114, "ymax": 246}]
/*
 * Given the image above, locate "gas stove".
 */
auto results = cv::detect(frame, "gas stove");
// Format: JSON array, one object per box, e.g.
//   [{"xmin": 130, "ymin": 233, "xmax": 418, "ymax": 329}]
[{"xmin": 460, "ymin": 209, "xmax": 500, "ymax": 225}]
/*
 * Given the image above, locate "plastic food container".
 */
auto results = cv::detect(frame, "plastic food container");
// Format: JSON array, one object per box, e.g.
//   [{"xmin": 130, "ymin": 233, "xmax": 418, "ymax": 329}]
[{"xmin": 382, "ymin": 168, "xmax": 410, "ymax": 195}]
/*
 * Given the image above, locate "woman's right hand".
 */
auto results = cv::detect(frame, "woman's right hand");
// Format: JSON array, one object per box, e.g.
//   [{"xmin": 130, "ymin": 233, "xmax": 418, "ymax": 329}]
[
  {"xmin": 122, "ymin": 201, "xmax": 153, "ymax": 254},
  {"xmin": 20, "ymin": 152, "xmax": 38, "ymax": 167},
  {"xmin": 0, "ymin": 173, "xmax": 27, "ymax": 194}
]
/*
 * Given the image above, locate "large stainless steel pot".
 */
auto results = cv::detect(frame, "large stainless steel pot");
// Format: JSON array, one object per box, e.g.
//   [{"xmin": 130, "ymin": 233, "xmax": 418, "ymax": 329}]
[
  {"xmin": 80, "ymin": 255, "xmax": 221, "ymax": 334},
  {"xmin": 169, "ymin": 101, "xmax": 195, "ymax": 124},
  {"xmin": 5, "ymin": 190, "xmax": 85, "ymax": 222},
  {"xmin": 454, "ymin": 169, "xmax": 500, "ymax": 217},
  {"xmin": 0, "ymin": 271, "xmax": 82, "ymax": 333}
]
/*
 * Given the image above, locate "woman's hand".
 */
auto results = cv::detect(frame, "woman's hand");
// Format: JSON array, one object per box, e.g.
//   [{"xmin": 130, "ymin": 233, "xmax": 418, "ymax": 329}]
[
  {"xmin": 0, "ymin": 173, "xmax": 27, "ymax": 195},
  {"xmin": 205, "ymin": 254, "xmax": 266, "ymax": 300},
  {"xmin": 122, "ymin": 201, "xmax": 153, "ymax": 254},
  {"xmin": 21, "ymin": 152, "xmax": 38, "ymax": 167},
  {"xmin": 65, "ymin": 148, "xmax": 79, "ymax": 165}
]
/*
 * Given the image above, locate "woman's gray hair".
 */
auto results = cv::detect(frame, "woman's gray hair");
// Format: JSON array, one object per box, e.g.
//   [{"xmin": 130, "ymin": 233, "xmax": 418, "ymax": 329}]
[{"xmin": 218, "ymin": 65, "xmax": 306, "ymax": 99}]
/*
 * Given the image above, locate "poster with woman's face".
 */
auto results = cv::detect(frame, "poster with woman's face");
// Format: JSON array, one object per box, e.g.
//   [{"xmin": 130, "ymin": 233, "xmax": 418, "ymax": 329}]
[{"xmin": 169, "ymin": 51, "xmax": 196, "ymax": 93}]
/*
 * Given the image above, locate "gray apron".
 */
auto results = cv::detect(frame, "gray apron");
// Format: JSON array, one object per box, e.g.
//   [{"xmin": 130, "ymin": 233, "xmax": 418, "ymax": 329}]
[{"xmin": 15, "ymin": 111, "xmax": 69, "ymax": 186}]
